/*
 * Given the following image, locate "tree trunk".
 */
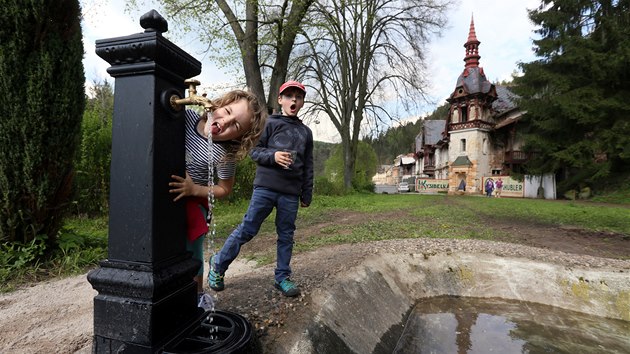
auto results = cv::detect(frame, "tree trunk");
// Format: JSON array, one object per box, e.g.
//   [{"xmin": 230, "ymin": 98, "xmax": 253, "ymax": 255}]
[{"xmin": 342, "ymin": 141, "xmax": 355, "ymax": 189}]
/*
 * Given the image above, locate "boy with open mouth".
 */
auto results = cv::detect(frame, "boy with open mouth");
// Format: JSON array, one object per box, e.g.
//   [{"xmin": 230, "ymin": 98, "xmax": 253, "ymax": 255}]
[{"xmin": 208, "ymin": 80, "xmax": 314, "ymax": 297}]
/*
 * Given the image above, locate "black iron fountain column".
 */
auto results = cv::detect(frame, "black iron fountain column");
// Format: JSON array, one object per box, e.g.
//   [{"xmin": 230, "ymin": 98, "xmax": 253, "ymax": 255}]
[{"xmin": 87, "ymin": 10, "xmax": 204, "ymax": 352}]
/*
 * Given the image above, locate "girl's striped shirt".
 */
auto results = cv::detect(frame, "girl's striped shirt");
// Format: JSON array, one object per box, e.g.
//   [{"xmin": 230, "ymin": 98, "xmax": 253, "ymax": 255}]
[{"xmin": 185, "ymin": 110, "xmax": 237, "ymax": 185}]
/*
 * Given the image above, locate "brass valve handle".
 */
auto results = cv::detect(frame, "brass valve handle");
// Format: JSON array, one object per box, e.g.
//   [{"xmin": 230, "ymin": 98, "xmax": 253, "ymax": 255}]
[{"xmin": 184, "ymin": 79, "xmax": 201, "ymax": 96}]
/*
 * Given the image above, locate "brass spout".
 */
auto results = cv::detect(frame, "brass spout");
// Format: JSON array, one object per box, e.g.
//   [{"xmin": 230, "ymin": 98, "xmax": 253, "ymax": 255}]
[{"xmin": 169, "ymin": 79, "xmax": 217, "ymax": 112}]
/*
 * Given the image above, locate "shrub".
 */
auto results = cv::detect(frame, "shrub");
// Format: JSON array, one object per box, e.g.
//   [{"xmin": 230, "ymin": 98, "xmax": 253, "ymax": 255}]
[
  {"xmin": 73, "ymin": 81, "xmax": 113, "ymax": 216},
  {"xmin": 0, "ymin": 0, "xmax": 85, "ymax": 245},
  {"xmin": 227, "ymin": 156, "xmax": 257, "ymax": 202},
  {"xmin": 314, "ymin": 176, "xmax": 347, "ymax": 196}
]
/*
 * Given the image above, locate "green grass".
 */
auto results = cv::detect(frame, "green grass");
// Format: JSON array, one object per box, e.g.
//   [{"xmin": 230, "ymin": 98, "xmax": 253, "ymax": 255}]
[
  {"xmin": 0, "ymin": 216, "xmax": 108, "ymax": 293},
  {"xmin": 453, "ymin": 197, "xmax": 630, "ymax": 233},
  {"xmin": 2, "ymin": 192, "xmax": 629, "ymax": 292},
  {"xmin": 254, "ymin": 193, "xmax": 629, "ymax": 263}
]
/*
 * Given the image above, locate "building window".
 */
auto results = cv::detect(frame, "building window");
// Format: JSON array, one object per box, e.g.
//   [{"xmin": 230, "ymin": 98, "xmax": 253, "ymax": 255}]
[
  {"xmin": 492, "ymin": 169, "xmax": 501, "ymax": 175},
  {"xmin": 461, "ymin": 139, "xmax": 466, "ymax": 152},
  {"xmin": 482, "ymin": 138, "xmax": 488, "ymax": 154},
  {"xmin": 460, "ymin": 105, "xmax": 468, "ymax": 122}
]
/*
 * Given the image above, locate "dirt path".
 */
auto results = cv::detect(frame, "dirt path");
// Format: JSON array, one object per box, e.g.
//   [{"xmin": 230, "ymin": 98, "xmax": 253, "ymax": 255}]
[{"xmin": 1, "ymin": 210, "xmax": 628, "ymax": 353}]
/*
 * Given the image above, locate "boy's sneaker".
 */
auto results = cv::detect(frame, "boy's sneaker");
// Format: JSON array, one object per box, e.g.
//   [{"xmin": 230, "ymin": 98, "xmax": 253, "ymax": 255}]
[
  {"xmin": 275, "ymin": 278, "xmax": 300, "ymax": 297},
  {"xmin": 207, "ymin": 255, "xmax": 224, "ymax": 291}
]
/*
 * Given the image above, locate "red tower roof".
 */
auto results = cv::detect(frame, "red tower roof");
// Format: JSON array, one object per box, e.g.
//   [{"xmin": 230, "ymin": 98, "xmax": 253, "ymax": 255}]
[
  {"xmin": 464, "ymin": 15, "xmax": 480, "ymax": 68},
  {"xmin": 448, "ymin": 14, "xmax": 495, "ymax": 101}
]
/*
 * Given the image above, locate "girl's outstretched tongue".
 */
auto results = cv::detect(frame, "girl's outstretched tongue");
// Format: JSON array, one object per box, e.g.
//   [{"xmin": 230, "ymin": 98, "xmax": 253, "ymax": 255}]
[{"xmin": 210, "ymin": 122, "xmax": 221, "ymax": 135}]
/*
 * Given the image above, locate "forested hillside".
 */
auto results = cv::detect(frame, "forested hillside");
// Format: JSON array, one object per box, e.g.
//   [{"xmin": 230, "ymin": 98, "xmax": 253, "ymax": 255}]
[
  {"xmin": 313, "ymin": 103, "xmax": 450, "ymax": 172},
  {"xmin": 362, "ymin": 103, "xmax": 450, "ymax": 165},
  {"xmin": 314, "ymin": 121, "xmax": 421, "ymax": 172}
]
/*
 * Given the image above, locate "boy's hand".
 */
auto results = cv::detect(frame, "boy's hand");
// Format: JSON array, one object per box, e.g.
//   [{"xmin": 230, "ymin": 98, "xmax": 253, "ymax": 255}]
[
  {"xmin": 274, "ymin": 151, "xmax": 293, "ymax": 169},
  {"xmin": 169, "ymin": 171, "xmax": 196, "ymax": 201},
  {"xmin": 300, "ymin": 201, "xmax": 309, "ymax": 208}
]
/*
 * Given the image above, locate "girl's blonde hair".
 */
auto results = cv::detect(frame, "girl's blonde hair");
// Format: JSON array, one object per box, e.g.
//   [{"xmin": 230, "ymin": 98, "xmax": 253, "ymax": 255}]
[{"xmin": 205, "ymin": 90, "xmax": 267, "ymax": 160}]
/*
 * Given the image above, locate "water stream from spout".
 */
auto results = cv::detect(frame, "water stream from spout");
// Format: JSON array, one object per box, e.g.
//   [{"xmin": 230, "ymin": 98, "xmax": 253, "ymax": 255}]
[
  {"xmin": 201, "ymin": 111, "xmax": 219, "ymax": 338},
  {"xmin": 206, "ymin": 120, "xmax": 216, "ymax": 259}
]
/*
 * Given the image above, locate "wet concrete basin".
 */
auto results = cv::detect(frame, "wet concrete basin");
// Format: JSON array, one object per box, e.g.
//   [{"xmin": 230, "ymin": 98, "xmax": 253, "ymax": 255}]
[{"xmin": 290, "ymin": 251, "xmax": 630, "ymax": 353}]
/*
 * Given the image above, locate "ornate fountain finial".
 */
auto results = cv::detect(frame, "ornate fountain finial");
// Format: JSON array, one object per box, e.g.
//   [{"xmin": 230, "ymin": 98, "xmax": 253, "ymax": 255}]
[{"xmin": 140, "ymin": 9, "xmax": 168, "ymax": 34}]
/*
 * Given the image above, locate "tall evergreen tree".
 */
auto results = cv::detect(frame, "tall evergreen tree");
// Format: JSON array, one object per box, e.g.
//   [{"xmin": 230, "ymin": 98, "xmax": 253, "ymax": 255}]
[
  {"xmin": 513, "ymin": 0, "xmax": 630, "ymax": 191},
  {"xmin": 0, "ymin": 0, "xmax": 85, "ymax": 244}
]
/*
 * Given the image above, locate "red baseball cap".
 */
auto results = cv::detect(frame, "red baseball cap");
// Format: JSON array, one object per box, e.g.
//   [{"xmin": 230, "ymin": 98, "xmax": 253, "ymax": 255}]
[{"xmin": 279, "ymin": 80, "xmax": 306, "ymax": 95}]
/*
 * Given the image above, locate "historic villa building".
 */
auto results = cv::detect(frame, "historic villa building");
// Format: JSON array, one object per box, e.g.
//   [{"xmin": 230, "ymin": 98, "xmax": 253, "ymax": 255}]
[{"xmin": 415, "ymin": 17, "xmax": 527, "ymax": 195}]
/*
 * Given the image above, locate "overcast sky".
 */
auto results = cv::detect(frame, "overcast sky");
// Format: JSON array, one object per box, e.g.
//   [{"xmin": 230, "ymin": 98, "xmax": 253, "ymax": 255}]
[{"xmin": 81, "ymin": 0, "xmax": 541, "ymax": 142}]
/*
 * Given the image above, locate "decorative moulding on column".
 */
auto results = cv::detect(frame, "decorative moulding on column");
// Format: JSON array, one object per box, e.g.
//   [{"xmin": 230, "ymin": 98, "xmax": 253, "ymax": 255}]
[{"xmin": 95, "ymin": 9, "xmax": 200, "ymax": 83}]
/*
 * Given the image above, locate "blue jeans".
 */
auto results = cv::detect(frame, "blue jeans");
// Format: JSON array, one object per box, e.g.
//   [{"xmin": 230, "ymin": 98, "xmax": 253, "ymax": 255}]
[{"xmin": 215, "ymin": 187, "xmax": 299, "ymax": 283}]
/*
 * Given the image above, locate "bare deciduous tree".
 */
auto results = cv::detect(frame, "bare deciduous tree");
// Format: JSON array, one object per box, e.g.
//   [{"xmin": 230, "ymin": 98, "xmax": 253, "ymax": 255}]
[
  {"xmin": 137, "ymin": 0, "xmax": 314, "ymax": 112},
  {"xmin": 299, "ymin": 0, "xmax": 451, "ymax": 188},
  {"xmin": 128, "ymin": 0, "xmax": 450, "ymax": 189}
]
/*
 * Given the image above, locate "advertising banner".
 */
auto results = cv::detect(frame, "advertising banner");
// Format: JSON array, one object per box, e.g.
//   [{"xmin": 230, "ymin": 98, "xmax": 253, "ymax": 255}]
[
  {"xmin": 416, "ymin": 179, "xmax": 449, "ymax": 193},
  {"xmin": 483, "ymin": 176, "xmax": 524, "ymax": 198}
]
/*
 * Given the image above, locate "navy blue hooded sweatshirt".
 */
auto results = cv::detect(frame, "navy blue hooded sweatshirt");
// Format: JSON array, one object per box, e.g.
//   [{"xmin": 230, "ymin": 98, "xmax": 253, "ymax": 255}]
[{"xmin": 249, "ymin": 114, "xmax": 314, "ymax": 205}]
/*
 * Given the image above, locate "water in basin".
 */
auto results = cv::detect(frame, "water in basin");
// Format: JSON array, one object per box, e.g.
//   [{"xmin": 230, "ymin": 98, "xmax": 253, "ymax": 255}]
[{"xmin": 393, "ymin": 296, "xmax": 630, "ymax": 353}]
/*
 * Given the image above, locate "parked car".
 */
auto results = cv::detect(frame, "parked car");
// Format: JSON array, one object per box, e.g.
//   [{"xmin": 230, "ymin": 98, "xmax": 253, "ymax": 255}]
[{"xmin": 397, "ymin": 182, "xmax": 410, "ymax": 193}]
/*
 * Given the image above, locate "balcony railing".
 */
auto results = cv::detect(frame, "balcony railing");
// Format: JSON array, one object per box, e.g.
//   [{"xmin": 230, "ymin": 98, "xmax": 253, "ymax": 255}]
[
  {"xmin": 449, "ymin": 120, "xmax": 494, "ymax": 131},
  {"xmin": 504, "ymin": 150, "xmax": 529, "ymax": 163},
  {"xmin": 423, "ymin": 164, "xmax": 435, "ymax": 173}
]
